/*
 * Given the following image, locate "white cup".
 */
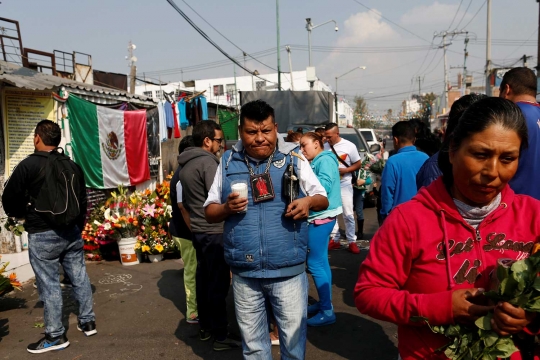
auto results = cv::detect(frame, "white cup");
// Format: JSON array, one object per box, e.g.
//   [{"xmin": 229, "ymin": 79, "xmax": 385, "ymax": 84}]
[{"xmin": 231, "ymin": 180, "xmax": 248, "ymax": 212}]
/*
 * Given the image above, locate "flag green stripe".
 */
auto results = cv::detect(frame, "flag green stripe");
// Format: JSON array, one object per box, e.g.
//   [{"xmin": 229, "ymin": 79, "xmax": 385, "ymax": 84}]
[{"xmin": 67, "ymin": 95, "xmax": 103, "ymax": 188}]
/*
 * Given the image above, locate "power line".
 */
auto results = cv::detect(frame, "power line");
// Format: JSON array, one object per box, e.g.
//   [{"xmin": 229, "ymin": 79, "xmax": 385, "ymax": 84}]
[
  {"xmin": 177, "ymin": 0, "xmax": 277, "ymax": 72},
  {"xmin": 447, "ymin": 0, "xmax": 464, "ymax": 31},
  {"xmin": 165, "ymin": 0, "xmax": 276, "ymax": 85},
  {"xmin": 453, "ymin": 0, "xmax": 473, "ymax": 30},
  {"xmin": 461, "ymin": 0, "xmax": 487, "ymax": 29},
  {"xmin": 349, "ymin": 0, "xmax": 431, "ymax": 44}
]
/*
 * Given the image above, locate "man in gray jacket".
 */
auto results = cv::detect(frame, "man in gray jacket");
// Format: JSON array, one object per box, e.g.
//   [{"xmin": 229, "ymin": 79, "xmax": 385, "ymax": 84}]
[{"xmin": 178, "ymin": 121, "xmax": 239, "ymax": 351}]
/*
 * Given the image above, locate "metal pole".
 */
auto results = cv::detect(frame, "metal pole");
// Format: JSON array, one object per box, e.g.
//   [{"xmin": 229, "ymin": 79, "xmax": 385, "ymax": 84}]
[
  {"xmin": 286, "ymin": 46, "xmax": 294, "ymax": 90},
  {"xmin": 443, "ymin": 33, "xmax": 449, "ymax": 110},
  {"xmin": 485, "ymin": 0, "xmax": 492, "ymax": 96},
  {"xmin": 463, "ymin": 35, "xmax": 469, "ymax": 95},
  {"xmin": 276, "ymin": 0, "xmax": 281, "ymax": 91},
  {"xmin": 308, "ymin": 24, "xmax": 313, "ymax": 90},
  {"xmin": 335, "ymin": 77, "xmax": 338, "ymax": 123}
]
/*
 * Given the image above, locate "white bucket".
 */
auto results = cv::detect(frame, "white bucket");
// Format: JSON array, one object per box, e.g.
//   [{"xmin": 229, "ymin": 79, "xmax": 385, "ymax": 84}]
[{"xmin": 118, "ymin": 237, "xmax": 139, "ymax": 266}]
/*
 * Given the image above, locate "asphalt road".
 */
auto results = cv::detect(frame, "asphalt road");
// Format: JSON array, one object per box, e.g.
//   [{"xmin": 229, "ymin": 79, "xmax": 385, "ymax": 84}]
[{"xmin": 0, "ymin": 207, "xmax": 398, "ymax": 360}]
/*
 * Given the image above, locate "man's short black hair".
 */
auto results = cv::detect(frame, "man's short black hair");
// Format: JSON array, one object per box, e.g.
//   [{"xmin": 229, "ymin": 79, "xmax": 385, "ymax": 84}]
[
  {"xmin": 324, "ymin": 123, "xmax": 338, "ymax": 131},
  {"xmin": 178, "ymin": 135, "xmax": 194, "ymax": 154},
  {"xmin": 35, "ymin": 119, "xmax": 61, "ymax": 147},
  {"xmin": 192, "ymin": 121, "xmax": 222, "ymax": 147},
  {"xmin": 392, "ymin": 121, "xmax": 415, "ymax": 143},
  {"xmin": 500, "ymin": 67, "xmax": 537, "ymax": 97},
  {"xmin": 240, "ymin": 100, "xmax": 275, "ymax": 127}
]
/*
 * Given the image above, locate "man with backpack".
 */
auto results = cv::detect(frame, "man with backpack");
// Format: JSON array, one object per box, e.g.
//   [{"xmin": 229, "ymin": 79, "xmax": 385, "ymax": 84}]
[{"xmin": 2, "ymin": 120, "xmax": 96, "ymax": 353}]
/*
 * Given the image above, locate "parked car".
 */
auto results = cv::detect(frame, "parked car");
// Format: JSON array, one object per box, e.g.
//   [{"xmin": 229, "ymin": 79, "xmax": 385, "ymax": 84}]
[{"xmin": 359, "ymin": 128, "xmax": 379, "ymax": 148}]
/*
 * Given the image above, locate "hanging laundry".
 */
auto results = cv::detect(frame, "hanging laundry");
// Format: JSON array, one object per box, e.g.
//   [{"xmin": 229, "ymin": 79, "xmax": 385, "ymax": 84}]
[
  {"xmin": 193, "ymin": 99, "xmax": 200, "ymax": 125},
  {"xmin": 199, "ymin": 96, "xmax": 209, "ymax": 120},
  {"xmin": 157, "ymin": 101, "xmax": 168, "ymax": 142},
  {"xmin": 164, "ymin": 101, "xmax": 174, "ymax": 139},
  {"xmin": 196, "ymin": 97, "xmax": 204, "ymax": 123},
  {"xmin": 178, "ymin": 98, "xmax": 189, "ymax": 130},
  {"xmin": 186, "ymin": 98, "xmax": 194, "ymax": 126},
  {"xmin": 171, "ymin": 102, "xmax": 181, "ymax": 138}
]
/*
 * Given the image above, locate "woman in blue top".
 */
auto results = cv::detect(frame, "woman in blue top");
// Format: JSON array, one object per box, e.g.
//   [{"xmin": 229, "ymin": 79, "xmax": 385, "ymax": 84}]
[{"xmin": 300, "ymin": 132, "xmax": 343, "ymax": 327}]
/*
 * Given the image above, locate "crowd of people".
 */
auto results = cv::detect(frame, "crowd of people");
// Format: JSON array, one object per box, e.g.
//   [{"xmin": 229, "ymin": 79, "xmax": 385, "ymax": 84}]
[{"xmin": 4, "ymin": 66, "xmax": 540, "ymax": 359}]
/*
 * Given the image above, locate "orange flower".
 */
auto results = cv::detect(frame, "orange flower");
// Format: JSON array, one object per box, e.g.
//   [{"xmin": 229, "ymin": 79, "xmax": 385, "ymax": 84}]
[
  {"xmin": 114, "ymin": 223, "xmax": 122, "ymax": 228},
  {"xmin": 133, "ymin": 221, "xmax": 138, "ymax": 226}
]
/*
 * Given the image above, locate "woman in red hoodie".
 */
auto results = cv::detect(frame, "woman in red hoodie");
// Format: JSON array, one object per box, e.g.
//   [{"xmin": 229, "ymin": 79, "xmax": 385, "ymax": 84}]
[{"xmin": 355, "ymin": 97, "xmax": 540, "ymax": 360}]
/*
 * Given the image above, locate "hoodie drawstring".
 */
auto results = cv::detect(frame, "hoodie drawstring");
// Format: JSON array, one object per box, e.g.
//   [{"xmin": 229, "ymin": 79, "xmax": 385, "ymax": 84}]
[{"xmin": 440, "ymin": 210, "xmax": 455, "ymax": 290}]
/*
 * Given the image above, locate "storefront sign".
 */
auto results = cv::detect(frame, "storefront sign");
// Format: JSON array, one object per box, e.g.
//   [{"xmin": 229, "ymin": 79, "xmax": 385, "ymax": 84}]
[{"xmin": 2, "ymin": 88, "xmax": 54, "ymax": 176}]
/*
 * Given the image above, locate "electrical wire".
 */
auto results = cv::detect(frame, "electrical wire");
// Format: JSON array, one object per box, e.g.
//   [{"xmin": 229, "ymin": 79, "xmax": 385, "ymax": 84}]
[
  {"xmin": 165, "ymin": 0, "xmax": 277, "ymax": 85},
  {"xmin": 453, "ymin": 0, "xmax": 473, "ymax": 30},
  {"xmin": 461, "ymin": 0, "xmax": 487, "ymax": 30},
  {"xmin": 178, "ymin": 0, "xmax": 277, "ymax": 72},
  {"xmin": 447, "ymin": 0, "xmax": 464, "ymax": 31},
  {"xmin": 349, "ymin": 0, "xmax": 431, "ymax": 44},
  {"xmin": 503, "ymin": 29, "xmax": 538, "ymax": 59}
]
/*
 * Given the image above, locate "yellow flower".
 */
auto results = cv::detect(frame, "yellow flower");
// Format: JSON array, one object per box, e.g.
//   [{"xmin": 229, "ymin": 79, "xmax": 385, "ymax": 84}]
[
  {"xmin": 134, "ymin": 242, "xmax": 141, "ymax": 250},
  {"xmin": 141, "ymin": 245, "xmax": 150, "ymax": 253},
  {"xmin": 155, "ymin": 244, "xmax": 164, "ymax": 253}
]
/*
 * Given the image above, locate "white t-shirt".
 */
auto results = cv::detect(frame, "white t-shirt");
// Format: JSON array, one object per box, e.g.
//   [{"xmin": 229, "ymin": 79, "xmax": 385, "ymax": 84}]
[
  {"xmin": 203, "ymin": 153, "xmax": 327, "ymax": 207},
  {"xmin": 324, "ymin": 138, "xmax": 361, "ymax": 187},
  {"xmin": 176, "ymin": 181, "xmax": 183, "ymax": 203}
]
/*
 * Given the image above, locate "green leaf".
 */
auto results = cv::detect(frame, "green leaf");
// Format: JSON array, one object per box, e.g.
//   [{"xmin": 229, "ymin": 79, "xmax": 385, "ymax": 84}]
[
  {"xmin": 33, "ymin": 322, "xmax": 44, "ymax": 328},
  {"xmin": 482, "ymin": 331, "xmax": 498, "ymax": 347},
  {"xmin": 497, "ymin": 264, "xmax": 509, "ymax": 283},
  {"xmin": 475, "ymin": 313, "xmax": 493, "ymax": 330},
  {"xmin": 532, "ymin": 277, "xmax": 540, "ymax": 291},
  {"xmin": 445, "ymin": 324, "xmax": 461, "ymax": 337},
  {"xmin": 494, "ymin": 336, "xmax": 518, "ymax": 357}
]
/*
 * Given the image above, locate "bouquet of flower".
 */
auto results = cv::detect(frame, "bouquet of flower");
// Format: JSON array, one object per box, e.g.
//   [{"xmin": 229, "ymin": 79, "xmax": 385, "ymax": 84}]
[
  {"xmin": 412, "ymin": 248, "xmax": 540, "ymax": 360},
  {"xmin": 135, "ymin": 224, "xmax": 171, "ymax": 255},
  {"xmin": 363, "ymin": 153, "xmax": 386, "ymax": 175},
  {"xmin": 4, "ymin": 217, "xmax": 24, "ymax": 236},
  {"xmin": 0, "ymin": 256, "xmax": 21, "ymax": 296},
  {"xmin": 154, "ymin": 173, "xmax": 173, "ymax": 205},
  {"xmin": 103, "ymin": 185, "xmax": 141, "ymax": 238}
]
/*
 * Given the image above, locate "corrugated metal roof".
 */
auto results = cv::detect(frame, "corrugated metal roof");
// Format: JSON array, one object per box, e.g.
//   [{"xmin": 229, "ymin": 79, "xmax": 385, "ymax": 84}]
[{"xmin": 0, "ymin": 60, "xmax": 156, "ymax": 106}]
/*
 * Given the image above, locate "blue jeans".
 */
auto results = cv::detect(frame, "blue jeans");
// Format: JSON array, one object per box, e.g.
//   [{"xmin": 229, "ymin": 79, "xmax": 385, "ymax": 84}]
[
  {"xmin": 353, "ymin": 188, "xmax": 365, "ymax": 221},
  {"xmin": 28, "ymin": 227, "xmax": 95, "ymax": 338},
  {"xmin": 232, "ymin": 272, "xmax": 308, "ymax": 360},
  {"xmin": 307, "ymin": 220, "xmax": 335, "ymax": 311}
]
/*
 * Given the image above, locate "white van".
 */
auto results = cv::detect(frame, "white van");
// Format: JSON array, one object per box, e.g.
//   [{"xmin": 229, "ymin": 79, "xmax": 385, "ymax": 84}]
[{"xmin": 359, "ymin": 128, "xmax": 379, "ymax": 148}]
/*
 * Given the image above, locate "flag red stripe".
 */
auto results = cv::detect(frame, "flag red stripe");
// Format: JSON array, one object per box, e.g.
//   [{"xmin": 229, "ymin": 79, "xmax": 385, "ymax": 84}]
[{"xmin": 124, "ymin": 110, "xmax": 150, "ymax": 185}]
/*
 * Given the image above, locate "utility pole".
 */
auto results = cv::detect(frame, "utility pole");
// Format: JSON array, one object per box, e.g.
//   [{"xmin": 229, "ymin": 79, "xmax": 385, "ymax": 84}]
[
  {"xmin": 522, "ymin": 54, "xmax": 532, "ymax": 67},
  {"xmin": 128, "ymin": 41, "xmax": 137, "ymax": 94},
  {"xmin": 463, "ymin": 34, "xmax": 469, "ymax": 95},
  {"xmin": 286, "ymin": 46, "xmax": 294, "ymax": 90},
  {"xmin": 416, "ymin": 75, "xmax": 423, "ymax": 95},
  {"xmin": 276, "ymin": 0, "xmax": 281, "ymax": 90},
  {"xmin": 485, "ymin": 0, "xmax": 492, "ymax": 96},
  {"xmin": 434, "ymin": 30, "xmax": 468, "ymax": 111}
]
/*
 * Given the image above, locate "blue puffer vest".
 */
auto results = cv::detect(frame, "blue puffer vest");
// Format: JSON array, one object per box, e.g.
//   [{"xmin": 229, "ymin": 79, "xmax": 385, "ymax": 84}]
[{"xmin": 221, "ymin": 139, "xmax": 307, "ymax": 278}]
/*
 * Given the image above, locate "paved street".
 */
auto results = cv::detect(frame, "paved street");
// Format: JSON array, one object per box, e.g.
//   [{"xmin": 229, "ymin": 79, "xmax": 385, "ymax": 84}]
[{"xmin": 0, "ymin": 208, "xmax": 397, "ymax": 360}]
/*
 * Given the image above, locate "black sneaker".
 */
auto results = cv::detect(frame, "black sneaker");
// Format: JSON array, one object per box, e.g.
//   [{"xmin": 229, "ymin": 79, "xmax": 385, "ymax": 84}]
[
  {"xmin": 199, "ymin": 329, "xmax": 212, "ymax": 341},
  {"xmin": 213, "ymin": 333, "xmax": 241, "ymax": 351},
  {"xmin": 27, "ymin": 334, "xmax": 70, "ymax": 353},
  {"xmin": 77, "ymin": 320, "xmax": 97, "ymax": 336}
]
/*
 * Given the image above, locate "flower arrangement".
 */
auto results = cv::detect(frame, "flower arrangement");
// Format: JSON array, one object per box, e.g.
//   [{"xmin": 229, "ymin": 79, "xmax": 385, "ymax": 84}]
[
  {"xmin": 362, "ymin": 153, "xmax": 385, "ymax": 175},
  {"xmin": 0, "ymin": 256, "xmax": 21, "ymax": 296},
  {"xmin": 103, "ymin": 185, "xmax": 141, "ymax": 238}
]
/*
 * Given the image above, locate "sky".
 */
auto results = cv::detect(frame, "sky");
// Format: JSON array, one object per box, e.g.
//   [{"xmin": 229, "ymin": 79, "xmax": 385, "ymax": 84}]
[{"xmin": 2, "ymin": 0, "xmax": 538, "ymax": 114}]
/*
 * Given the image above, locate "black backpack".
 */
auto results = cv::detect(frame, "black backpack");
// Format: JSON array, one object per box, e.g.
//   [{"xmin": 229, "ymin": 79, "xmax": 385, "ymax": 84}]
[{"xmin": 30, "ymin": 148, "xmax": 82, "ymax": 227}]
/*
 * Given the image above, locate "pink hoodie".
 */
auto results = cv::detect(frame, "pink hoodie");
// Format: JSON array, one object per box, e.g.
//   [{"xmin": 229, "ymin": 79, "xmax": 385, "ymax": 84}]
[{"xmin": 355, "ymin": 178, "xmax": 540, "ymax": 360}]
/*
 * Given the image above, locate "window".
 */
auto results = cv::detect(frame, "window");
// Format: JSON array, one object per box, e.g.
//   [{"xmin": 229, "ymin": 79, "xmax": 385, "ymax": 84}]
[
  {"xmin": 213, "ymin": 85, "xmax": 224, "ymax": 96},
  {"xmin": 256, "ymin": 81, "xmax": 266, "ymax": 91},
  {"xmin": 226, "ymin": 84, "xmax": 236, "ymax": 103},
  {"xmin": 361, "ymin": 130, "xmax": 374, "ymax": 142},
  {"xmin": 155, "ymin": 90, "xmax": 164, "ymax": 100},
  {"xmin": 143, "ymin": 91, "xmax": 153, "ymax": 98}
]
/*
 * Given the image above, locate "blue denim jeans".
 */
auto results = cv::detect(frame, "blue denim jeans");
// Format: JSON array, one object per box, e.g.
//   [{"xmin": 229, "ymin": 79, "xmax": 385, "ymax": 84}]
[
  {"xmin": 232, "ymin": 272, "xmax": 308, "ymax": 360},
  {"xmin": 353, "ymin": 187, "xmax": 365, "ymax": 221},
  {"xmin": 28, "ymin": 227, "xmax": 95, "ymax": 337}
]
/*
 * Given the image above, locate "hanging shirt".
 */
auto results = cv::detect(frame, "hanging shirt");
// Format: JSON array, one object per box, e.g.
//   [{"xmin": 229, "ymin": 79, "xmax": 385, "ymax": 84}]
[
  {"xmin": 178, "ymin": 98, "xmax": 189, "ymax": 130},
  {"xmin": 199, "ymin": 96, "xmax": 209, "ymax": 120},
  {"xmin": 164, "ymin": 101, "xmax": 174, "ymax": 129},
  {"xmin": 157, "ymin": 101, "xmax": 168, "ymax": 142},
  {"xmin": 172, "ymin": 102, "xmax": 181, "ymax": 138}
]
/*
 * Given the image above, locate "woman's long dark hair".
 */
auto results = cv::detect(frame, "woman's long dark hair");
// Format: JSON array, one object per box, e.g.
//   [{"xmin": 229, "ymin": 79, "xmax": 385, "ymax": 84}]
[{"xmin": 438, "ymin": 97, "xmax": 528, "ymax": 188}]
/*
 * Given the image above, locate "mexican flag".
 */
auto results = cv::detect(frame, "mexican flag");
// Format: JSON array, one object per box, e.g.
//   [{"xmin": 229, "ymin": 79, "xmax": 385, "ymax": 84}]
[{"xmin": 67, "ymin": 95, "xmax": 150, "ymax": 189}]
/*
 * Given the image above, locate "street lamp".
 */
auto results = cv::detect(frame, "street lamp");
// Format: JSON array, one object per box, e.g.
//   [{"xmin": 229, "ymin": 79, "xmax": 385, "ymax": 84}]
[
  {"xmin": 306, "ymin": 18, "xmax": 338, "ymax": 89},
  {"xmin": 335, "ymin": 66, "xmax": 366, "ymax": 123}
]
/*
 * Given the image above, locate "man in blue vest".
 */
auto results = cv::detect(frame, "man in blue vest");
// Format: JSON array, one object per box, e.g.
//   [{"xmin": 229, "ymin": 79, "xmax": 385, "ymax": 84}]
[{"xmin": 204, "ymin": 100, "xmax": 328, "ymax": 359}]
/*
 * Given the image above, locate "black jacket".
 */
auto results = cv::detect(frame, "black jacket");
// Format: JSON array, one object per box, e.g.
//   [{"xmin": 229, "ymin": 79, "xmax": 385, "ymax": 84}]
[{"xmin": 2, "ymin": 151, "xmax": 88, "ymax": 234}]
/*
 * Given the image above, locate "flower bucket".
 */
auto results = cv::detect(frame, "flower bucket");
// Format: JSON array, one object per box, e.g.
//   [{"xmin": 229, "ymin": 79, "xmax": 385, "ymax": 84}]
[
  {"xmin": 118, "ymin": 237, "xmax": 139, "ymax": 266},
  {"xmin": 148, "ymin": 254, "xmax": 163, "ymax": 263},
  {"xmin": 137, "ymin": 252, "xmax": 145, "ymax": 263}
]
